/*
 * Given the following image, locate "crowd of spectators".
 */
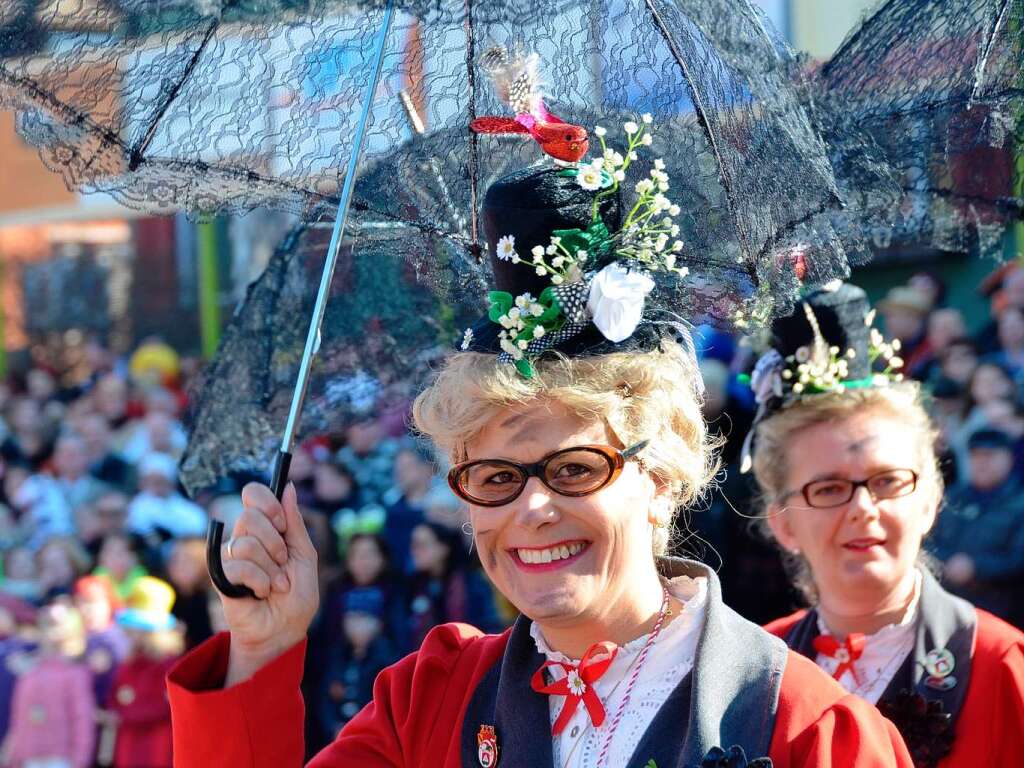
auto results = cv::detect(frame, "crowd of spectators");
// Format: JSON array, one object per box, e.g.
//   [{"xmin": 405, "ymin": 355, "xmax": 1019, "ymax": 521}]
[{"xmin": 0, "ymin": 262, "xmax": 1021, "ymax": 765}]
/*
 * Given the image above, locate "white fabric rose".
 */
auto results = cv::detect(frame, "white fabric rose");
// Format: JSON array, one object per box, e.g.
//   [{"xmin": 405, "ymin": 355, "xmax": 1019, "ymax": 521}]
[{"xmin": 586, "ymin": 263, "xmax": 655, "ymax": 343}]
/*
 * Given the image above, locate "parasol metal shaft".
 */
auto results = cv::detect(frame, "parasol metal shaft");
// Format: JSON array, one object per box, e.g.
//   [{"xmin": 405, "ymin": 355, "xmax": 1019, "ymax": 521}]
[{"xmin": 208, "ymin": 0, "xmax": 397, "ymax": 599}]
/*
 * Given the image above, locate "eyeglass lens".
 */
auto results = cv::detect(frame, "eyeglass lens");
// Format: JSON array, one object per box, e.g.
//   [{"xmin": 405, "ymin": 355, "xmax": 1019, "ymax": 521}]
[
  {"xmin": 803, "ymin": 469, "xmax": 917, "ymax": 508},
  {"xmin": 455, "ymin": 448, "xmax": 615, "ymax": 505}
]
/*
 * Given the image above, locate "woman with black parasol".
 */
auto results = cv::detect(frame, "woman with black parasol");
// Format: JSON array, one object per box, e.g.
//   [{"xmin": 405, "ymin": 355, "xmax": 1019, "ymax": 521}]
[{"xmin": 166, "ymin": 108, "xmax": 911, "ymax": 766}]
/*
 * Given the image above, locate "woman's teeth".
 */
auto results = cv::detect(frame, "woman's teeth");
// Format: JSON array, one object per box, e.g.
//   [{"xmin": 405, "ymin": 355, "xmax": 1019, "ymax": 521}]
[{"xmin": 517, "ymin": 542, "xmax": 584, "ymax": 564}]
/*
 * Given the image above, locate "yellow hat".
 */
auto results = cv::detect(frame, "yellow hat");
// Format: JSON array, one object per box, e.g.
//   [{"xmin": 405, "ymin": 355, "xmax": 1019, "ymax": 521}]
[
  {"xmin": 129, "ymin": 341, "xmax": 180, "ymax": 384},
  {"xmin": 116, "ymin": 576, "xmax": 177, "ymax": 632}
]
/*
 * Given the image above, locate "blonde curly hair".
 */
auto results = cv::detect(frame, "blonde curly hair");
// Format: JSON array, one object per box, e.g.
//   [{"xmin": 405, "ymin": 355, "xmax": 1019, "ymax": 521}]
[{"xmin": 413, "ymin": 339, "xmax": 721, "ymax": 556}]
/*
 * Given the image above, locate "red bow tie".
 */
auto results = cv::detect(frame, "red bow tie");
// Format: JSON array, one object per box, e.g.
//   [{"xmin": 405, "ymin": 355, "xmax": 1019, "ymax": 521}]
[
  {"xmin": 813, "ymin": 633, "xmax": 866, "ymax": 684},
  {"xmin": 530, "ymin": 640, "xmax": 618, "ymax": 735}
]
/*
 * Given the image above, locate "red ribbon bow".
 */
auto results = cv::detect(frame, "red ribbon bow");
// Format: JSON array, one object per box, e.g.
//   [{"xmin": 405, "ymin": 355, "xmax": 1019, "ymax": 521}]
[
  {"xmin": 813, "ymin": 633, "xmax": 866, "ymax": 684},
  {"xmin": 530, "ymin": 640, "xmax": 619, "ymax": 735}
]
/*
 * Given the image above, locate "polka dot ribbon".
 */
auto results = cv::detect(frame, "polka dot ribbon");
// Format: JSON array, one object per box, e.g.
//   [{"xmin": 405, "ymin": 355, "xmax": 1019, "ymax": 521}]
[
  {"xmin": 813, "ymin": 633, "xmax": 866, "ymax": 684},
  {"xmin": 530, "ymin": 640, "xmax": 619, "ymax": 735}
]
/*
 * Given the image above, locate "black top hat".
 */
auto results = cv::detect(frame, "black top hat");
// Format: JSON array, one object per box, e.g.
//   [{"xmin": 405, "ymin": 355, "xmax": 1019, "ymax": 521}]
[
  {"xmin": 741, "ymin": 281, "xmax": 905, "ymax": 472},
  {"xmin": 462, "ymin": 167, "xmax": 669, "ymax": 361}
]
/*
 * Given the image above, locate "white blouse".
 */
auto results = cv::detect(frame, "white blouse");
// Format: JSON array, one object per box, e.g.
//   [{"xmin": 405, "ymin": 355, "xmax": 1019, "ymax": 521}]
[
  {"xmin": 813, "ymin": 571, "xmax": 922, "ymax": 704},
  {"xmin": 531, "ymin": 575, "xmax": 708, "ymax": 768}
]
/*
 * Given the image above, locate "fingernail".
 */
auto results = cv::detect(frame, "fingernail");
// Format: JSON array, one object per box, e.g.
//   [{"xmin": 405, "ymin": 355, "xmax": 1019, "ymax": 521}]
[{"xmin": 274, "ymin": 573, "xmax": 290, "ymax": 592}]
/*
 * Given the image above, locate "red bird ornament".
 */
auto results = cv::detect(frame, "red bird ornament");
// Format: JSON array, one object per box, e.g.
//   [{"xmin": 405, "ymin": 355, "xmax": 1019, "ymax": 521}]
[{"xmin": 471, "ymin": 46, "xmax": 589, "ymax": 164}]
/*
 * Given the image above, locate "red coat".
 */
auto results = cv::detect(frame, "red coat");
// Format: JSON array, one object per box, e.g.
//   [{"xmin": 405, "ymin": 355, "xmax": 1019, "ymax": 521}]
[
  {"xmin": 766, "ymin": 607, "xmax": 1024, "ymax": 766},
  {"xmin": 168, "ymin": 625, "xmax": 911, "ymax": 767},
  {"xmin": 109, "ymin": 655, "xmax": 178, "ymax": 768}
]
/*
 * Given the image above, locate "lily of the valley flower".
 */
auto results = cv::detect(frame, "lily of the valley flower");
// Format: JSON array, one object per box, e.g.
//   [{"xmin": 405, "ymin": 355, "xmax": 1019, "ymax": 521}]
[{"xmin": 587, "ymin": 263, "xmax": 655, "ymax": 343}]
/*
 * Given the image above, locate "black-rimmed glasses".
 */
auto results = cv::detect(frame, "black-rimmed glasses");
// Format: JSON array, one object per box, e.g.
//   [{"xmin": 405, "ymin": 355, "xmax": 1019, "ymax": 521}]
[
  {"xmin": 448, "ymin": 440, "xmax": 650, "ymax": 507},
  {"xmin": 783, "ymin": 468, "xmax": 919, "ymax": 509}
]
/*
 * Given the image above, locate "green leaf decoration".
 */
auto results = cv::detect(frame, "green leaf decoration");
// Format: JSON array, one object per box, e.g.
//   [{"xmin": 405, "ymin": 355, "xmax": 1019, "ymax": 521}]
[
  {"xmin": 487, "ymin": 291, "xmax": 513, "ymax": 322},
  {"xmin": 552, "ymin": 219, "xmax": 612, "ymax": 259},
  {"xmin": 557, "ymin": 168, "xmax": 580, "ymax": 179},
  {"xmin": 645, "ymin": 761, "xmax": 658, "ymax": 768}
]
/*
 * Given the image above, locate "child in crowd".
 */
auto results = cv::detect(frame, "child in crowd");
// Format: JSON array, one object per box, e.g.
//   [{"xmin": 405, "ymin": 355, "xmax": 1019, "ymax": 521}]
[
  {"xmin": 316, "ymin": 589, "xmax": 399, "ymax": 739},
  {"xmin": 0, "ymin": 548, "xmax": 39, "ymax": 603},
  {"xmin": 165, "ymin": 538, "xmax": 213, "ymax": 650},
  {"xmin": 73, "ymin": 576, "xmax": 129, "ymax": 706},
  {"xmin": 36, "ymin": 538, "xmax": 90, "ymax": 603},
  {"xmin": 93, "ymin": 533, "xmax": 147, "ymax": 601},
  {"xmin": 0, "ymin": 595, "xmax": 36, "ymax": 751},
  {"xmin": 106, "ymin": 577, "xmax": 182, "ymax": 768},
  {"xmin": 5, "ymin": 600, "xmax": 94, "ymax": 768}
]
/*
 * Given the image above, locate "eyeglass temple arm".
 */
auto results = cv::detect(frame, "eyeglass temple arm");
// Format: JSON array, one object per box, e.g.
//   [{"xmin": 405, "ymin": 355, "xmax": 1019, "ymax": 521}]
[{"xmin": 622, "ymin": 439, "xmax": 650, "ymax": 458}]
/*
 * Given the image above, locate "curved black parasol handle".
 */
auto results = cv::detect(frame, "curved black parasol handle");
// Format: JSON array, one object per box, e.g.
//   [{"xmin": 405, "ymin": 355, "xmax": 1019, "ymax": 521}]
[{"xmin": 207, "ymin": 450, "xmax": 291, "ymax": 599}]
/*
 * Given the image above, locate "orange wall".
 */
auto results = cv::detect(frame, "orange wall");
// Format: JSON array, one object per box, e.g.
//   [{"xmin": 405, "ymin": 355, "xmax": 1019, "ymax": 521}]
[{"xmin": 0, "ymin": 110, "xmax": 77, "ymax": 213}]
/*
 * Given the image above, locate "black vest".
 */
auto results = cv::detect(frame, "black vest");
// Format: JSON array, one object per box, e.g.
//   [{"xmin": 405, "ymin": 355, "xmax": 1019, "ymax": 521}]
[
  {"xmin": 783, "ymin": 568, "xmax": 977, "ymax": 766},
  {"xmin": 460, "ymin": 558, "xmax": 786, "ymax": 768}
]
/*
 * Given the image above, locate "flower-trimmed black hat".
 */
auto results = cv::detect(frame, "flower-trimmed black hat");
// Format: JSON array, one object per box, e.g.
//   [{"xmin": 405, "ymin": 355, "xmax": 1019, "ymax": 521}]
[
  {"xmin": 460, "ymin": 114, "xmax": 692, "ymax": 378},
  {"xmin": 740, "ymin": 280, "xmax": 906, "ymax": 471}
]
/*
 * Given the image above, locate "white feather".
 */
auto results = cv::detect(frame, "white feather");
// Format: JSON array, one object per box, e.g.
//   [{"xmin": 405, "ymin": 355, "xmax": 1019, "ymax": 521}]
[{"xmin": 479, "ymin": 45, "xmax": 542, "ymax": 115}]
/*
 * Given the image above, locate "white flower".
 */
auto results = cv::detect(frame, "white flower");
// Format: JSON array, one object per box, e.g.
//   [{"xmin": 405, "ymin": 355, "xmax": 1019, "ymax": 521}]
[
  {"xmin": 641, "ymin": 113, "xmax": 653, "ymax": 124},
  {"xmin": 613, "ymin": 169, "xmax": 625, "ymax": 182},
  {"xmin": 552, "ymin": 255, "xmax": 565, "ymax": 268},
  {"xmin": 594, "ymin": 125, "xmax": 607, "ymax": 137},
  {"xmin": 508, "ymin": 307, "xmax": 521, "ymax": 321},
  {"xmin": 624, "ymin": 121, "xmax": 639, "ymax": 134},
  {"xmin": 606, "ymin": 150, "xmax": 624, "ymax": 167},
  {"xmin": 532, "ymin": 245, "xmax": 545, "ymax": 259},
  {"xmin": 641, "ymin": 134, "xmax": 653, "ymax": 146},
  {"xmin": 669, "ymin": 204, "xmax": 680, "ymax": 216},
  {"xmin": 496, "ymin": 235, "xmax": 517, "ymax": 262},
  {"xmin": 546, "ymin": 244, "xmax": 557, "ymax": 255},
  {"xmin": 460, "ymin": 328, "xmax": 474, "ymax": 350},
  {"xmin": 535, "ymin": 266, "xmax": 546, "ymax": 276},
  {"xmin": 510, "ymin": 254, "xmax": 520, "ymax": 264},
  {"xmin": 576, "ymin": 165, "xmax": 603, "ymax": 191},
  {"xmin": 533, "ymin": 325, "xmax": 546, "ymax": 339},
  {"xmin": 531, "ymin": 304, "xmax": 544, "ymax": 317},
  {"xmin": 551, "ymin": 274, "xmax": 564, "ymax": 285},
  {"xmin": 586, "ymin": 262, "xmax": 655, "ymax": 343},
  {"xmin": 567, "ymin": 669, "xmax": 586, "ymax": 696},
  {"xmin": 636, "ymin": 179, "xmax": 654, "ymax": 195},
  {"xmin": 654, "ymin": 159, "xmax": 666, "ymax": 170},
  {"xmin": 576, "ymin": 250, "xmax": 588, "ymax": 260}
]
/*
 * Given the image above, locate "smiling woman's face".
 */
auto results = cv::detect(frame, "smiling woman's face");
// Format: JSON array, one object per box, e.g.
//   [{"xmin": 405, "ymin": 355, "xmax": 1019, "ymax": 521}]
[
  {"xmin": 766, "ymin": 411, "xmax": 939, "ymax": 613},
  {"xmin": 465, "ymin": 399, "xmax": 666, "ymax": 629}
]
